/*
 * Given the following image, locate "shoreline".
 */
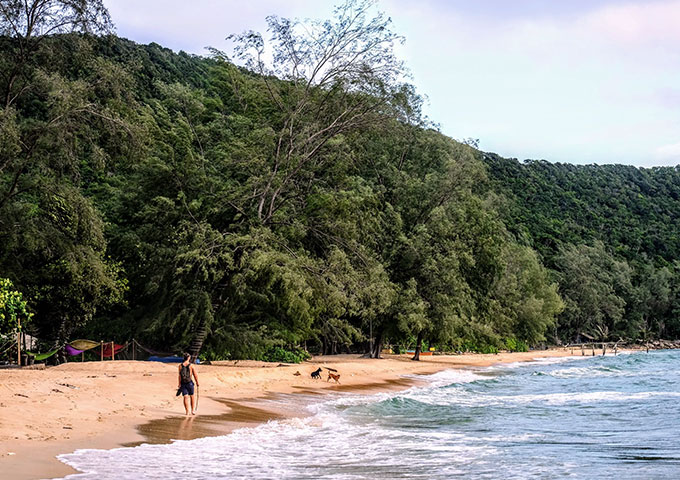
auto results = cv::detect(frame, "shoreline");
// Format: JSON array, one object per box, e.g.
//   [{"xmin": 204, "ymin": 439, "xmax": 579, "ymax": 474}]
[{"xmin": 1, "ymin": 349, "xmax": 596, "ymax": 479}]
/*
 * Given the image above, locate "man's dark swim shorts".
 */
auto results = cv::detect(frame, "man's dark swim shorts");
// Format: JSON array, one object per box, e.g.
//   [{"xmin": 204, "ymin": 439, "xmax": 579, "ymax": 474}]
[{"xmin": 180, "ymin": 381, "xmax": 195, "ymax": 396}]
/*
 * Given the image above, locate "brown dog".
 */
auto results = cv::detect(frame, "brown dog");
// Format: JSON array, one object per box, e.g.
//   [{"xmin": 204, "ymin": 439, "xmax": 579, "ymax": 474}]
[{"xmin": 327, "ymin": 372, "xmax": 341, "ymax": 384}]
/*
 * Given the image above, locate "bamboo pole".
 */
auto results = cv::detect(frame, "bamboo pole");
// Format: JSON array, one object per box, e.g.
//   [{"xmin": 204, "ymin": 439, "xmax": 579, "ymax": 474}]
[
  {"xmin": 100, "ymin": 341, "xmax": 104, "ymax": 361},
  {"xmin": 17, "ymin": 317, "xmax": 21, "ymax": 366},
  {"xmin": 81, "ymin": 352, "xmax": 84, "ymax": 362},
  {"xmin": 132, "ymin": 339, "xmax": 135, "ymax": 361},
  {"xmin": 111, "ymin": 341, "xmax": 115, "ymax": 361}
]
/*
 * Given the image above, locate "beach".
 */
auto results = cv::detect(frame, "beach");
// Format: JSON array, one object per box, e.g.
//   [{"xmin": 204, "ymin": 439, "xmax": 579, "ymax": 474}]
[{"xmin": 1, "ymin": 349, "xmax": 580, "ymax": 479}]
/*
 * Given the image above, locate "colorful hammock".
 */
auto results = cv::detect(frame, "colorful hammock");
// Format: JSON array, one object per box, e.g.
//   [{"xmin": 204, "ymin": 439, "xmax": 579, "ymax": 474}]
[
  {"xmin": 64, "ymin": 345, "xmax": 85, "ymax": 356},
  {"xmin": 69, "ymin": 339, "xmax": 101, "ymax": 351},
  {"xmin": 102, "ymin": 343, "xmax": 126, "ymax": 358},
  {"xmin": 26, "ymin": 348, "xmax": 60, "ymax": 361}
]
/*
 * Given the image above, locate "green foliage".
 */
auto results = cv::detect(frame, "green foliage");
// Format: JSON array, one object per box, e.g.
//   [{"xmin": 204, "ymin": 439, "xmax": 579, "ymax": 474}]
[
  {"xmin": 504, "ymin": 338, "xmax": 528, "ymax": 353},
  {"xmin": 478, "ymin": 345, "xmax": 499, "ymax": 354},
  {"xmin": 259, "ymin": 346, "xmax": 311, "ymax": 364},
  {"xmin": 5, "ymin": 1, "xmax": 679, "ymax": 360},
  {"xmin": 0, "ymin": 278, "xmax": 33, "ymax": 335},
  {"xmin": 485, "ymin": 155, "xmax": 680, "ymax": 343}
]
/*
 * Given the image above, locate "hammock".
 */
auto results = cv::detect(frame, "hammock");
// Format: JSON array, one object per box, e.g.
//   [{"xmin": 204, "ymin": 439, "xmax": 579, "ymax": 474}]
[
  {"xmin": 64, "ymin": 345, "xmax": 85, "ymax": 356},
  {"xmin": 26, "ymin": 348, "xmax": 60, "ymax": 361},
  {"xmin": 69, "ymin": 339, "xmax": 101, "ymax": 351},
  {"xmin": 102, "ymin": 343, "xmax": 127, "ymax": 358},
  {"xmin": 132, "ymin": 339, "xmax": 173, "ymax": 356}
]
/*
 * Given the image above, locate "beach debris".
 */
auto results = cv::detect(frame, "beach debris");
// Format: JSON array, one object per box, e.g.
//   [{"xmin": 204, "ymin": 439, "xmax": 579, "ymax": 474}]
[
  {"xmin": 62, "ymin": 426, "xmax": 72, "ymax": 430},
  {"xmin": 52, "ymin": 388, "xmax": 63, "ymax": 393},
  {"xmin": 293, "ymin": 371, "xmax": 301, "ymax": 376},
  {"xmin": 7, "ymin": 452, "xmax": 15, "ymax": 456},
  {"xmin": 323, "ymin": 366, "xmax": 338, "ymax": 372},
  {"xmin": 143, "ymin": 373, "xmax": 152, "ymax": 376},
  {"xmin": 14, "ymin": 393, "xmax": 29, "ymax": 398},
  {"xmin": 58, "ymin": 382, "xmax": 77, "ymax": 389}
]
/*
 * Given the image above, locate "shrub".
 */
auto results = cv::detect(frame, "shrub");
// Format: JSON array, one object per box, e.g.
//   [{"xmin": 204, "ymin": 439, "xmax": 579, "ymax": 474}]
[
  {"xmin": 479, "ymin": 344, "xmax": 498, "ymax": 354},
  {"xmin": 259, "ymin": 346, "xmax": 311, "ymax": 364},
  {"xmin": 504, "ymin": 338, "xmax": 529, "ymax": 352}
]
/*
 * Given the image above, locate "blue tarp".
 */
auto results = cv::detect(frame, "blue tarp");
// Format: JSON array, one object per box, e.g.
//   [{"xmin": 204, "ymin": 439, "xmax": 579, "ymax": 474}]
[{"xmin": 148, "ymin": 355, "xmax": 200, "ymax": 364}]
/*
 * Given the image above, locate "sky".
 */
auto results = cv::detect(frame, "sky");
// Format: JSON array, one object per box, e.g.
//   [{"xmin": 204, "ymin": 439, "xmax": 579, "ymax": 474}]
[{"xmin": 104, "ymin": 0, "xmax": 680, "ymax": 167}]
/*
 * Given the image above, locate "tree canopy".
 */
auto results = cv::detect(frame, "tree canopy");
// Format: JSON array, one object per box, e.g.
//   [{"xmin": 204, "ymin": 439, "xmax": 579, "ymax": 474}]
[{"xmin": 1, "ymin": 1, "xmax": 678, "ymax": 362}]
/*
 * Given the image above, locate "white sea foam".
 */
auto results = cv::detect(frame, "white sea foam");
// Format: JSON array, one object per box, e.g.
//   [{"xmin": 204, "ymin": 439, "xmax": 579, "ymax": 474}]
[
  {"xmin": 547, "ymin": 365, "xmax": 634, "ymax": 379},
  {"xmin": 499, "ymin": 354, "xmax": 589, "ymax": 370},
  {"xmin": 59, "ymin": 406, "xmax": 492, "ymax": 480},
  {"xmin": 484, "ymin": 390, "xmax": 680, "ymax": 407},
  {"xmin": 421, "ymin": 368, "xmax": 488, "ymax": 387}
]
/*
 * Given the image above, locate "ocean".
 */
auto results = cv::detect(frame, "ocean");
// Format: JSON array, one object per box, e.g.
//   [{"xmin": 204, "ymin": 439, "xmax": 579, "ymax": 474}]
[{"xmin": 56, "ymin": 350, "xmax": 680, "ymax": 479}]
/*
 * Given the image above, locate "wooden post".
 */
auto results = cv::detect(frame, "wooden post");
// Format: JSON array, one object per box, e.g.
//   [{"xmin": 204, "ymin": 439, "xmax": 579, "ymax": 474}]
[
  {"xmin": 591, "ymin": 343, "xmax": 595, "ymax": 356},
  {"xmin": 17, "ymin": 317, "xmax": 21, "ymax": 366},
  {"xmin": 132, "ymin": 340, "xmax": 136, "ymax": 361},
  {"xmin": 100, "ymin": 341, "xmax": 104, "ymax": 361},
  {"xmin": 581, "ymin": 344, "xmax": 585, "ymax": 356},
  {"xmin": 81, "ymin": 352, "xmax": 84, "ymax": 362},
  {"xmin": 602, "ymin": 342, "xmax": 606, "ymax": 356},
  {"xmin": 111, "ymin": 341, "xmax": 115, "ymax": 361}
]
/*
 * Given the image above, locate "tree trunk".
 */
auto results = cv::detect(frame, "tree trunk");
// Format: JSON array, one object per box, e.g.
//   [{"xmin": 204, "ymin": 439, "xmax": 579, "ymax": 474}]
[
  {"xmin": 188, "ymin": 293, "xmax": 213, "ymax": 361},
  {"xmin": 188, "ymin": 317, "xmax": 207, "ymax": 362},
  {"xmin": 412, "ymin": 332, "xmax": 423, "ymax": 361},
  {"xmin": 372, "ymin": 329, "xmax": 384, "ymax": 359}
]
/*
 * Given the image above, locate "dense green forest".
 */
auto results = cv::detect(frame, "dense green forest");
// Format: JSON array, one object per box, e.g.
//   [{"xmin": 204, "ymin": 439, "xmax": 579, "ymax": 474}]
[
  {"xmin": 484, "ymin": 155, "xmax": 680, "ymax": 342},
  {"xmin": 1, "ymin": 1, "xmax": 678, "ymax": 362}
]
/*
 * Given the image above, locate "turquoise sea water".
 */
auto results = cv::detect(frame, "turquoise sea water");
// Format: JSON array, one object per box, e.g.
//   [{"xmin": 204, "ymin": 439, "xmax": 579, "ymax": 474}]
[{"xmin": 57, "ymin": 350, "xmax": 680, "ymax": 479}]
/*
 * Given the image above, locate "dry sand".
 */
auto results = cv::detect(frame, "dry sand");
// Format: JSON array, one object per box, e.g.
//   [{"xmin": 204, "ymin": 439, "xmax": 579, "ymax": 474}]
[{"xmin": 0, "ymin": 349, "xmax": 582, "ymax": 479}]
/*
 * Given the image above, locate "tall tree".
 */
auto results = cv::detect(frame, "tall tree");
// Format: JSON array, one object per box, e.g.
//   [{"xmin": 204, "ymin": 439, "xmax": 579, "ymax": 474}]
[
  {"xmin": 0, "ymin": 0, "xmax": 112, "ymax": 107},
  {"xmin": 554, "ymin": 242, "xmax": 630, "ymax": 342},
  {"xmin": 227, "ymin": 0, "xmax": 406, "ymax": 224},
  {"xmin": 0, "ymin": 1, "xmax": 125, "ymax": 348}
]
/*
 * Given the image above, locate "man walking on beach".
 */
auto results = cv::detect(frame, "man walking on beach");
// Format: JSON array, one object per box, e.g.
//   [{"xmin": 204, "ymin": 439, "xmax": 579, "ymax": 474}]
[{"xmin": 178, "ymin": 352, "xmax": 199, "ymax": 415}]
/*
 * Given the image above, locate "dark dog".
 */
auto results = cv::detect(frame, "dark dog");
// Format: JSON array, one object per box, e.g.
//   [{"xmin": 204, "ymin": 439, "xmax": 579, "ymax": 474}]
[
  {"xmin": 311, "ymin": 367, "xmax": 322, "ymax": 379},
  {"xmin": 327, "ymin": 372, "xmax": 341, "ymax": 384}
]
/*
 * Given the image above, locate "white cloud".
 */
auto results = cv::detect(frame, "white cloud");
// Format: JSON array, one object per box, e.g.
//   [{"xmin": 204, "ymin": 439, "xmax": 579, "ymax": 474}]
[
  {"xmin": 103, "ymin": 0, "xmax": 680, "ymax": 166},
  {"xmin": 106, "ymin": 0, "xmax": 329, "ymax": 54},
  {"xmin": 655, "ymin": 141, "xmax": 680, "ymax": 160},
  {"xmin": 583, "ymin": 0, "xmax": 680, "ymax": 47}
]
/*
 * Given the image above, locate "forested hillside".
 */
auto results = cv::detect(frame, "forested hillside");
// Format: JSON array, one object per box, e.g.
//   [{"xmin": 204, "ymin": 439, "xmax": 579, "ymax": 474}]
[
  {"xmin": 1, "ymin": 1, "xmax": 678, "ymax": 363},
  {"xmin": 484, "ymin": 155, "xmax": 680, "ymax": 342}
]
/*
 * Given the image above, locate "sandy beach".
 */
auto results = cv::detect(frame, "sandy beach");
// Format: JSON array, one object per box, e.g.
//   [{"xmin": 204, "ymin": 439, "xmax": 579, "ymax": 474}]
[{"xmin": 0, "ymin": 349, "xmax": 582, "ymax": 479}]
